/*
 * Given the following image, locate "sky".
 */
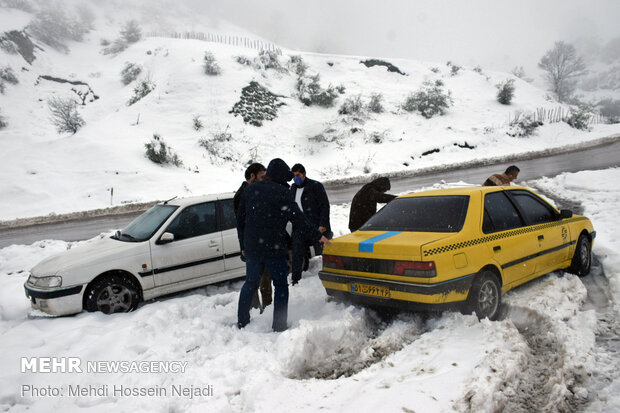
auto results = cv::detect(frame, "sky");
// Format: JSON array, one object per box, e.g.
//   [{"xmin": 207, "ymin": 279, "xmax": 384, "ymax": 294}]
[{"xmin": 190, "ymin": 0, "xmax": 620, "ymax": 75}]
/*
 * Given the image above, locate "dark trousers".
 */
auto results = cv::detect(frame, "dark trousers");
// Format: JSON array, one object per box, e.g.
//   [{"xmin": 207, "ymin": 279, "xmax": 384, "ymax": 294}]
[
  {"xmin": 291, "ymin": 232, "xmax": 322, "ymax": 282},
  {"xmin": 238, "ymin": 257, "xmax": 289, "ymax": 331}
]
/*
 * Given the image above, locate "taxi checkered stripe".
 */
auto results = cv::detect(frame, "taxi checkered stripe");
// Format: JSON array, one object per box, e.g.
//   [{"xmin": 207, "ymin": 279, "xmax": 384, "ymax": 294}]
[{"xmin": 423, "ymin": 217, "xmax": 587, "ymax": 257}]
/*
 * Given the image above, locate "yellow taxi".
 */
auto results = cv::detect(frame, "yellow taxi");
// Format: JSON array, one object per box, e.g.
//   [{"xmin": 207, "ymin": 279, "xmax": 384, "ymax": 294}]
[{"xmin": 319, "ymin": 186, "xmax": 595, "ymax": 320}]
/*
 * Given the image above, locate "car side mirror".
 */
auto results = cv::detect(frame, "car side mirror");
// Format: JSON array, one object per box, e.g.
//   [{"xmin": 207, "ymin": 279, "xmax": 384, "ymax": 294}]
[
  {"xmin": 158, "ymin": 232, "xmax": 175, "ymax": 244},
  {"xmin": 559, "ymin": 209, "xmax": 573, "ymax": 219}
]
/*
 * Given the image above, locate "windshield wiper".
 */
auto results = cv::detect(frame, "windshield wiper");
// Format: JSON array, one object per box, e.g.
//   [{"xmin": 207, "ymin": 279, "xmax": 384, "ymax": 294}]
[{"xmin": 121, "ymin": 232, "xmax": 137, "ymax": 241}]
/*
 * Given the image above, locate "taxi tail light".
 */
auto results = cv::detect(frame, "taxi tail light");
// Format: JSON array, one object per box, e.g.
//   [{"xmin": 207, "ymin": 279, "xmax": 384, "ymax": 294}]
[
  {"xmin": 393, "ymin": 261, "xmax": 437, "ymax": 277},
  {"xmin": 323, "ymin": 255, "xmax": 344, "ymax": 269}
]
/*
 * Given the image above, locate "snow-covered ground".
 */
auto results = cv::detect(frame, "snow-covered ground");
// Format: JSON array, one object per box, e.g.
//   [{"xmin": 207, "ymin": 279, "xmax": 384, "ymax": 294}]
[
  {"xmin": 1, "ymin": 169, "xmax": 619, "ymax": 412},
  {"xmin": 2, "ymin": 3, "xmax": 620, "ymax": 412}
]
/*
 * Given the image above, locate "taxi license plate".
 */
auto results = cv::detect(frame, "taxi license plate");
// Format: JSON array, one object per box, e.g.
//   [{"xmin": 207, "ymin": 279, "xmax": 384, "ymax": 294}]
[{"xmin": 350, "ymin": 282, "xmax": 390, "ymax": 298}]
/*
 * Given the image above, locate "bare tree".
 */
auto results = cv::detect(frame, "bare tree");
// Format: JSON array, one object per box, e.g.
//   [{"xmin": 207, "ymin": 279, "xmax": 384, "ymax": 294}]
[
  {"xmin": 510, "ymin": 66, "xmax": 533, "ymax": 83},
  {"xmin": 48, "ymin": 97, "xmax": 84, "ymax": 134},
  {"xmin": 538, "ymin": 41, "xmax": 586, "ymax": 102}
]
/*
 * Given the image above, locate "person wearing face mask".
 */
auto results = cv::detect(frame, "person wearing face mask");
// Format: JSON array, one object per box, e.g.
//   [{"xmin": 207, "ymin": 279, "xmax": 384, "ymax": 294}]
[{"xmin": 290, "ymin": 163, "xmax": 332, "ymax": 285}]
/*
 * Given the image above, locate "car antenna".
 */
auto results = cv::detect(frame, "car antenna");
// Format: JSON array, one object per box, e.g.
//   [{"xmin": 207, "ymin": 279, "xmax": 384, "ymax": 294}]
[{"xmin": 163, "ymin": 195, "xmax": 178, "ymax": 205}]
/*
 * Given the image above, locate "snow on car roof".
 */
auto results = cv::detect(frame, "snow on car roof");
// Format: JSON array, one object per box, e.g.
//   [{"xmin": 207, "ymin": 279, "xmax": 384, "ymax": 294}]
[
  {"xmin": 398, "ymin": 185, "xmax": 521, "ymax": 198},
  {"xmin": 162, "ymin": 192, "xmax": 235, "ymax": 207}
]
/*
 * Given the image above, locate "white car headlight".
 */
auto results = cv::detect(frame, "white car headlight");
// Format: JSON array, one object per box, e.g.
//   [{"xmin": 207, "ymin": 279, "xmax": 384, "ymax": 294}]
[{"xmin": 32, "ymin": 276, "xmax": 63, "ymax": 288}]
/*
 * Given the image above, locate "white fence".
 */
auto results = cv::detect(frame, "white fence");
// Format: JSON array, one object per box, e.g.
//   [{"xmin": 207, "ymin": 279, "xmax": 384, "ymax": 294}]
[
  {"xmin": 510, "ymin": 106, "xmax": 606, "ymax": 125},
  {"xmin": 145, "ymin": 31, "xmax": 281, "ymax": 54}
]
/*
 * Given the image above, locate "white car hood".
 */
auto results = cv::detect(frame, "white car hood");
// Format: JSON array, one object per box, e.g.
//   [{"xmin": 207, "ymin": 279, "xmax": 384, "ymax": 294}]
[{"xmin": 31, "ymin": 236, "xmax": 145, "ymax": 276}]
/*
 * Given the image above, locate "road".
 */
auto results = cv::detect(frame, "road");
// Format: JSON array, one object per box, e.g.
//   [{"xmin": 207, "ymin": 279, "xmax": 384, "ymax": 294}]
[{"xmin": 1, "ymin": 139, "xmax": 619, "ymax": 248}]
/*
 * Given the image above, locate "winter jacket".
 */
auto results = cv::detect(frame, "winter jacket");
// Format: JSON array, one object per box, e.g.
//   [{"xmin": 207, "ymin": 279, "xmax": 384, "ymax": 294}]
[
  {"xmin": 348, "ymin": 177, "xmax": 397, "ymax": 232},
  {"xmin": 290, "ymin": 177, "xmax": 331, "ymax": 234},
  {"xmin": 483, "ymin": 173, "xmax": 511, "ymax": 186},
  {"xmin": 233, "ymin": 181, "xmax": 249, "ymax": 214},
  {"xmin": 237, "ymin": 158, "xmax": 322, "ymax": 260}
]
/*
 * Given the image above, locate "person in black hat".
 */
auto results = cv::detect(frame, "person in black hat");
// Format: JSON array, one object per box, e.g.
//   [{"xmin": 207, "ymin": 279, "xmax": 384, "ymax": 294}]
[
  {"xmin": 348, "ymin": 177, "xmax": 397, "ymax": 232},
  {"xmin": 236, "ymin": 158, "xmax": 330, "ymax": 331}
]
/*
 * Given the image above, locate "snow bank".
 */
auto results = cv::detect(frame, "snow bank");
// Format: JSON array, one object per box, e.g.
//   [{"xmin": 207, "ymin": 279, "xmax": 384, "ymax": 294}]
[{"xmin": 534, "ymin": 167, "xmax": 620, "ymax": 306}]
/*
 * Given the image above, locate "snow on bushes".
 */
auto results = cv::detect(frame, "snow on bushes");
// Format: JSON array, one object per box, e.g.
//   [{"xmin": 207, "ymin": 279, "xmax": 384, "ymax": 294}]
[
  {"xmin": 120, "ymin": 62, "xmax": 142, "ymax": 85},
  {"xmin": 564, "ymin": 108, "xmax": 591, "ymax": 130},
  {"xmin": 127, "ymin": 78, "xmax": 155, "ymax": 106},
  {"xmin": 47, "ymin": 97, "xmax": 84, "ymax": 134},
  {"xmin": 230, "ymin": 81, "xmax": 285, "ymax": 126},
  {"xmin": 507, "ymin": 112, "xmax": 543, "ymax": 137},
  {"xmin": 402, "ymin": 80, "xmax": 453, "ymax": 118},
  {"xmin": 203, "ymin": 51, "xmax": 222, "ymax": 76},
  {"xmin": 496, "ymin": 79, "xmax": 516, "ymax": 105},
  {"xmin": 144, "ymin": 134, "xmax": 182, "ymax": 166}
]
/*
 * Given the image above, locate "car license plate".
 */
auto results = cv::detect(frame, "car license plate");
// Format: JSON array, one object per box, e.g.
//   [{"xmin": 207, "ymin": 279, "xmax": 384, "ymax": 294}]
[{"xmin": 350, "ymin": 282, "xmax": 390, "ymax": 298}]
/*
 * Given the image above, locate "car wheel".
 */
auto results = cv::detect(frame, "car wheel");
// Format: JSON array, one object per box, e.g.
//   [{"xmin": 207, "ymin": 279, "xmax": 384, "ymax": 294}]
[
  {"xmin": 467, "ymin": 271, "xmax": 501, "ymax": 321},
  {"xmin": 85, "ymin": 274, "xmax": 139, "ymax": 314},
  {"xmin": 569, "ymin": 234, "xmax": 591, "ymax": 276}
]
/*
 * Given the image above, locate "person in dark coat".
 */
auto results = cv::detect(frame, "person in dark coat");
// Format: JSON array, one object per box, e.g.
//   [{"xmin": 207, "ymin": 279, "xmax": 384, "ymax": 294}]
[
  {"xmin": 236, "ymin": 158, "xmax": 330, "ymax": 331},
  {"xmin": 233, "ymin": 162, "xmax": 271, "ymax": 311},
  {"xmin": 348, "ymin": 177, "xmax": 397, "ymax": 232},
  {"xmin": 233, "ymin": 163, "xmax": 266, "ymax": 212},
  {"xmin": 290, "ymin": 163, "xmax": 331, "ymax": 285}
]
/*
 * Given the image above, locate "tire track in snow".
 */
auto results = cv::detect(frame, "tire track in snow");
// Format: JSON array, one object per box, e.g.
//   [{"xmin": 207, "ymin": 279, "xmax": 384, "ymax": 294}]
[
  {"xmin": 578, "ymin": 257, "xmax": 620, "ymax": 412},
  {"xmin": 287, "ymin": 309, "xmax": 427, "ymax": 380},
  {"xmin": 527, "ymin": 190, "xmax": 620, "ymax": 411},
  {"xmin": 500, "ymin": 305, "xmax": 584, "ymax": 413}
]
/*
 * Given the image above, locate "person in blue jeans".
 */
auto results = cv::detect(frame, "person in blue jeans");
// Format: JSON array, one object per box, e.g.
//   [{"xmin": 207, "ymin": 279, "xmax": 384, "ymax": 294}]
[{"xmin": 236, "ymin": 158, "xmax": 330, "ymax": 332}]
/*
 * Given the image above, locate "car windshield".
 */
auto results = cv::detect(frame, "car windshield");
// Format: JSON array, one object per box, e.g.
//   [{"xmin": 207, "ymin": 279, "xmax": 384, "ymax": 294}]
[
  {"xmin": 113, "ymin": 205, "xmax": 178, "ymax": 242},
  {"xmin": 360, "ymin": 195, "xmax": 469, "ymax": 232}
]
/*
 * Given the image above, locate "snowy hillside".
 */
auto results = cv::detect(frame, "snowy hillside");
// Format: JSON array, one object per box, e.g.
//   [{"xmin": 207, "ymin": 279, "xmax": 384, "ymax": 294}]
[{"xmin": 1, "ymin": 2, "xmax": 620, "ymax": 221}]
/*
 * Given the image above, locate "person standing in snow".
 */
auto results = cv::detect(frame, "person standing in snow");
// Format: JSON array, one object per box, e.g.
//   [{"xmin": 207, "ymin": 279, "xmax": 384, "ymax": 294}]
[
  {"xmin": 483, "ymin": 165, "xmax": 520, "ymax": 186},
  {"xmin": 289, "ymin": 163, "xmax": 332, "ymax": 285},
  {"xmin": 348, "ymin": 177, "xmax": 397, "ymax": 232},
  {"xmin": 233, "ymin": 162, "xmax": 272, "ymax": 311},
  {"xmin": 236, "ymin": 158, "xmax": 330, "ymax": 332},
  {"xmin": 233, "ymin": 162, "xmax": 266, "ymax": 212}
]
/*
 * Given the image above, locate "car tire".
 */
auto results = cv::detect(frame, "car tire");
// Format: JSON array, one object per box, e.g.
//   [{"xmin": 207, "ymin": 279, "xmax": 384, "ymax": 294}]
[
  {"xmin": 466, "ymin": 270, "xmax": 501, "ymax": 321},
  {"xmin": 85, "ymin": 274, "xmax": 139, "ymax": 314},
  {"xmin": 569, "ymin": 234, "xmax": 592, "ymax": 276}
]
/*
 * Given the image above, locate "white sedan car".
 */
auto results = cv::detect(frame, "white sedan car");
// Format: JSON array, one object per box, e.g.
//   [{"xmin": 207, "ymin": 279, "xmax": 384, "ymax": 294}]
[{"xmin": 24, "ymin": 193, "xmax": 245, "ymax": 315}]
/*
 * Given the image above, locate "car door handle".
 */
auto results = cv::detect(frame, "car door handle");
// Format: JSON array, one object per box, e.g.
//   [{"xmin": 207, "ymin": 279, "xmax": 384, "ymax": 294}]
[
  {"xmin": 208, "ymin": 241, "xmax": 219, "ymax": 248},
  {"xmin": 493, "ymin": 246, "xmax": 501, "ymax": 252},
  {"xmin": 538, "ymin": 235, "xmax": 544, "ymax": 241}
]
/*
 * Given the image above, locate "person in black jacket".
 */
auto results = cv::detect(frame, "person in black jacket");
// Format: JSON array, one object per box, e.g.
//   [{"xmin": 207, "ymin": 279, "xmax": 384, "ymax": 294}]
[
  {"xmin": 233, "ymin": 162, "xmax": 271, "ymax": 311},
  {"xmin": 233, "ymin": 163, "xmax": 266, "ymax": 212},
  {"xmin": 236, "ymin": 158, "xmax": 330, "ymax": 331},
  {"xmin": 290, "ymin": 163, "xmax": 331, "ymax": 284},
  {"xmin": 348, "ymin": 177, "xmax": 397, "ymax": 232}
]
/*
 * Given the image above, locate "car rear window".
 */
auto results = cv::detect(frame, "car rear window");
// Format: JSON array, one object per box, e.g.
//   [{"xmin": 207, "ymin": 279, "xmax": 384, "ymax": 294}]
[{"xmin": 360, "ymin": 195, "xmax": 469, "ymax": 232}]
